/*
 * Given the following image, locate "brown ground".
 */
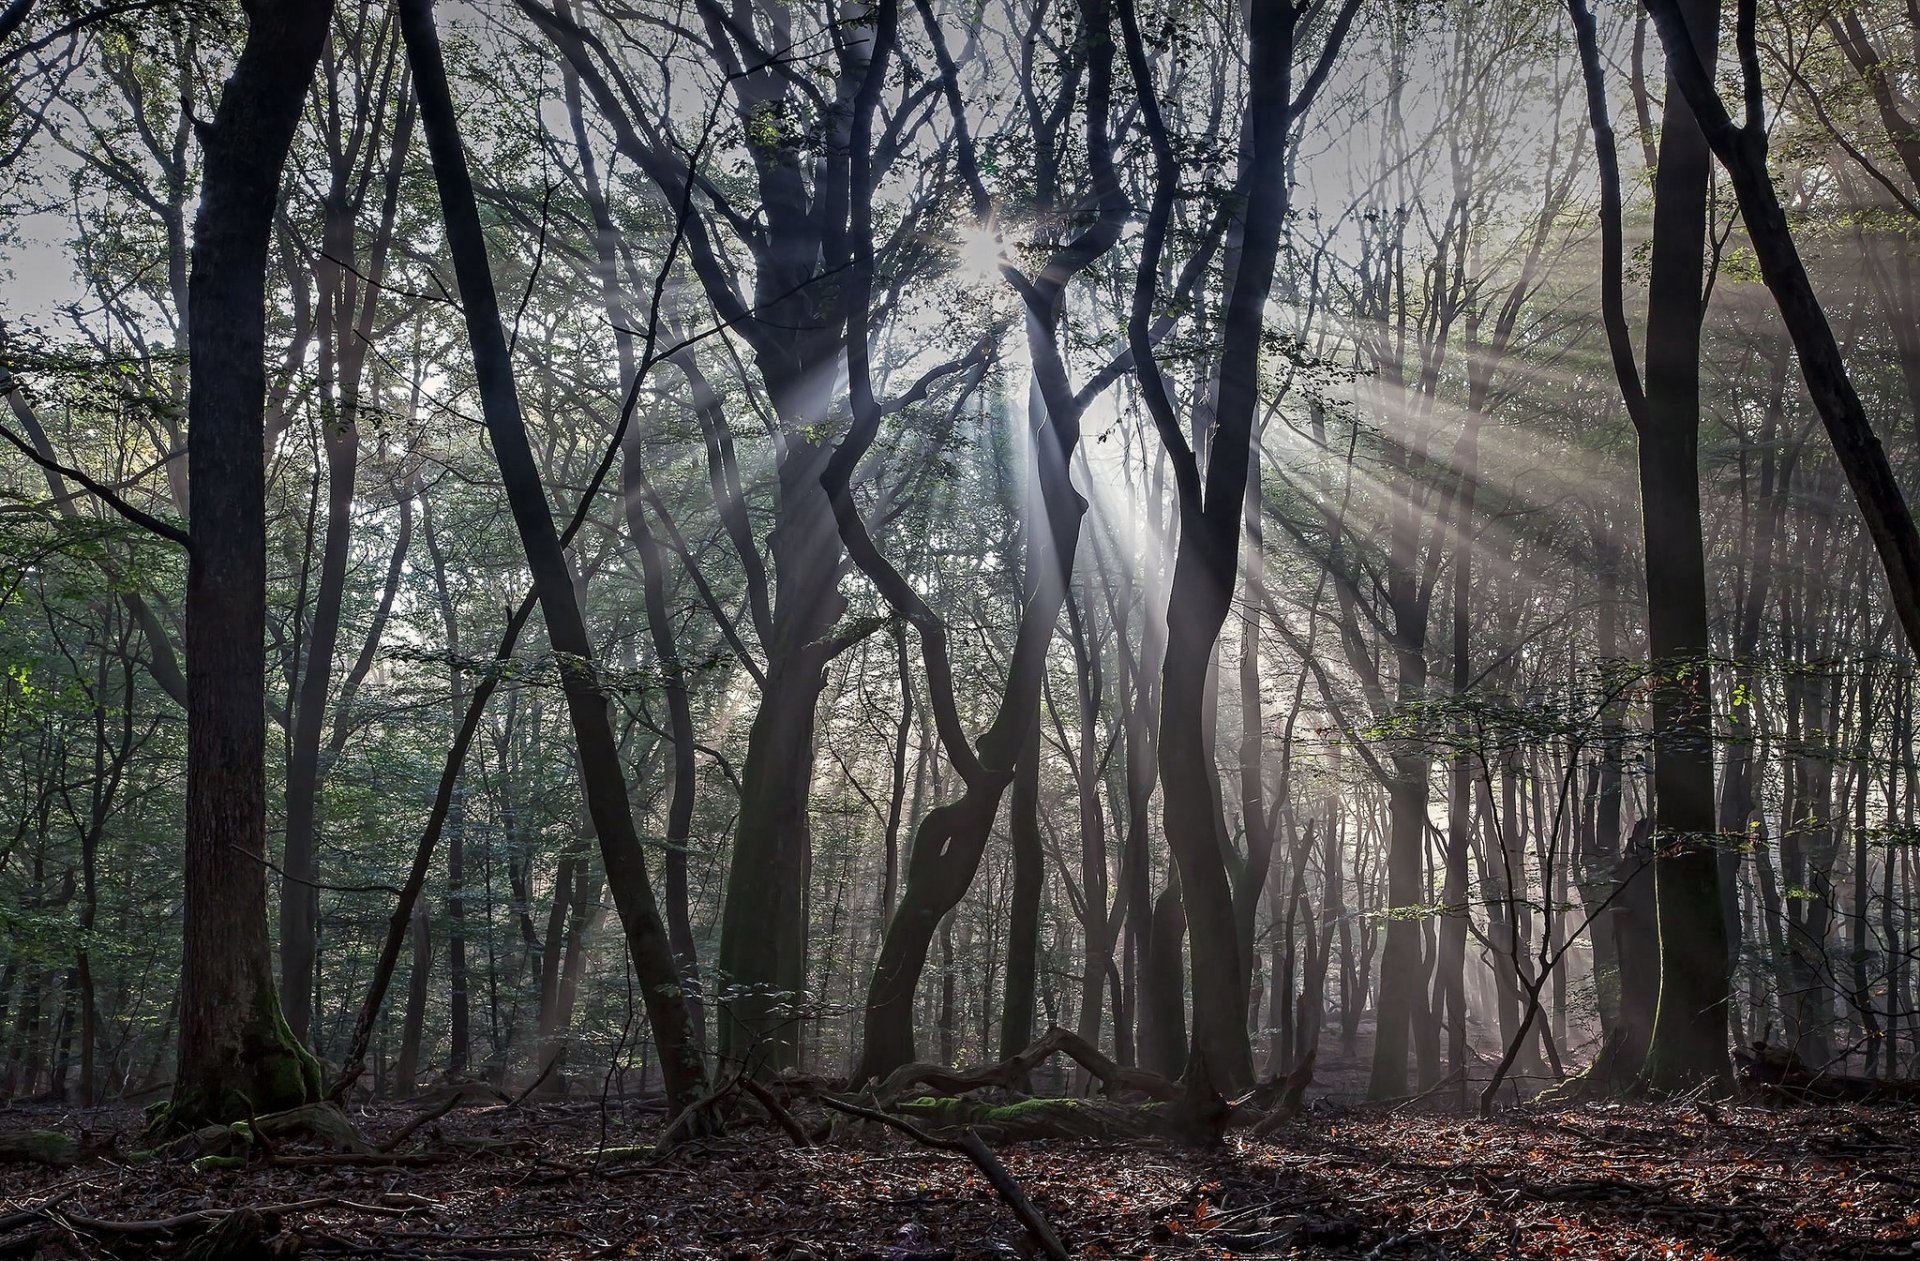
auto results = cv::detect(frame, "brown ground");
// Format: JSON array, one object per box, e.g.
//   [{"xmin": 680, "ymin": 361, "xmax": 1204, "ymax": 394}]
[{"xmin": 1, "ymin": 1088, "xmax": 1917, "ymax": 1259}]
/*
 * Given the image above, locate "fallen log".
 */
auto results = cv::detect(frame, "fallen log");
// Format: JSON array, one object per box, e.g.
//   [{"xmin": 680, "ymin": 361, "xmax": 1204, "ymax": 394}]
[
  {"xmin": 860, "ymin": 1033, "xmax": 1312, "ymax": 1147},
  {"xmin": 1737, "ymin": 1043, "xmax": 1920, "ymax": 1104},
  {"xmin": 0, "ymin": 1130, "xmax": 78, "ymax": 1167},
  {"xmin": 887, "ymin": 1096, "xmax": 1188, "ymax": 1143}
]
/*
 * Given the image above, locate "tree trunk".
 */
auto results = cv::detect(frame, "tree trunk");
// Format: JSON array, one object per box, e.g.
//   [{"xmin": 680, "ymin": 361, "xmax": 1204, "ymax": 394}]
[
  {"xmin": 168, "ymin": 0, "xmax": 332, "ymax": 1131},
  {"xmin": 1000, "ymin": 726, "xmax": 1042, "ymax": 1060},
  {"xmin": 397, "ymin": 0, "xmax": 708, "ymax": 1115},
  {"xmin": 1153, "ymin": 0, "xmax": 1338, "ymax": 1109},
  {"xmin": 1635, "ymin": 0, "xmax": 1731, "ymax": 1092}
]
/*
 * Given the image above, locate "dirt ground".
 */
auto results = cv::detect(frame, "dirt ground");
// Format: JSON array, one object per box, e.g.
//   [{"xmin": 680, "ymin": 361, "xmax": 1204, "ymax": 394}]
[{"xmin": 1, "ymin": 1081, "xmax": 1917, "ymax": 1260}]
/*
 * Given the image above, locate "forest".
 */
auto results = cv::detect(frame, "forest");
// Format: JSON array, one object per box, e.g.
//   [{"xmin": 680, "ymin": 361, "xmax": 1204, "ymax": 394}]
[{"xmin": 2, "ymin": 0, "xmax": 1920, "ymax": 1254}]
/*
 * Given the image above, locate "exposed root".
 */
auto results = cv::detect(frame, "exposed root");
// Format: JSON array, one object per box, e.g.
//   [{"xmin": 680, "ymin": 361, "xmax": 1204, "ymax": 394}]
[{"xmin": 875, "ymin": 1025, "xmax": 1181, "ymax": 1105}]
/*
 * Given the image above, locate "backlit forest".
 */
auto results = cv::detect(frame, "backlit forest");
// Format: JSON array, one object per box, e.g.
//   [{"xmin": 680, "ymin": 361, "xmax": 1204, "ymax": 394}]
[{"xmin": 2, "ymin": 0, "xmax": 1919, "ymax": 1255}]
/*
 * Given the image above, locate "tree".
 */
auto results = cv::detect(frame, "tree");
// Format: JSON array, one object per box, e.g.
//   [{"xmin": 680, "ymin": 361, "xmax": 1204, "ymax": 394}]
[
  {"xmin": 168, "ymin": 0, "xmax": 334, "ymax": 1129},
  {"xmin": 396, "ymin": 0, "xmax": 710, "ymax": 1117},
  {"xmin": 1133, "ymin": 0, "xmax": 1360, "ymax": 1107}
]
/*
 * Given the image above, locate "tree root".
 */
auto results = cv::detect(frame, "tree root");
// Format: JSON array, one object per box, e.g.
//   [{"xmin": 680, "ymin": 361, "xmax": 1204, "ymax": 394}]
[
  {"xmin": 874, "ymin": 1025, "xmax": 1181, "ymax": 1106},
  {"xmin": 136, "ymin": 1101, "xmax": 378, "ymax": 1165}
]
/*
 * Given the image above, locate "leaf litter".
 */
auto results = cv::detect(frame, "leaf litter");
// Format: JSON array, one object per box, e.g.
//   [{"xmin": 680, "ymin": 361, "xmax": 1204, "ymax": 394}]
[{"xmin": 0, "ymin": 1097, "xmax": 1914, "ymax": 1258}]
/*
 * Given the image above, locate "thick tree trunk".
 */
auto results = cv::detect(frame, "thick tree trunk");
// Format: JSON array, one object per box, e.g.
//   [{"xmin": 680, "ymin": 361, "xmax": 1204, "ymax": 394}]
[
  {"xmin": 718, "ymin": 623, "xmax": 836, "ymax": 1071},
  {"xmin": 168, "ymin": 0, "xmax": 332, "ymax": 1132},
  {"xmin": 1636, "ymin": 0, "xmax": 1731, "ymax": 1092},
  {"xmin": 394, "ymin": 901, "xmax": 429, "ymax": 1092},
  {"xmin": 1140, "ymin": 880, "xmax": 1189, "ymax": 1079}
]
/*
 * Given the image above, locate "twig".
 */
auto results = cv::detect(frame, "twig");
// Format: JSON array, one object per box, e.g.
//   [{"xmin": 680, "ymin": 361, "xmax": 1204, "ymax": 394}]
[
  {"xmin": 814, "ymin": 1095, "xmax": 1069, "ymax": 1261},
  {"xmin": 504, "ymin": 1055, "xmax": 560, "ymax": 1111},
  {"xmin": 377, "ymin": 1091, "xmax": 466, "ymax": 1153},
  {"xmin": 1391, "ymin": 1065, "xmax": 1465, "ymax": 1115}
]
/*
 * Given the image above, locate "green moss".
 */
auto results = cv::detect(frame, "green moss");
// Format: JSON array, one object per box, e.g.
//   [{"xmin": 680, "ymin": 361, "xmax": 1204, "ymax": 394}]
[
  {"xmin": 894, "ymin": 1096, "xmax": 1096, "ymax": 1125},
  {"xmin": 0, "ymin": 1130, "xmax": 79, "ymax": 1167},
  {"xmin": 888, "ymin": 1096, "xmax": 1176, "ymax": 1142},
  {"xmin": 148, "ymin": 979, "xmax": 321, "ymax": 1136},
  {"xmin": 245, "ymin": 980, "xmax": 323, "ymax": 1106}
]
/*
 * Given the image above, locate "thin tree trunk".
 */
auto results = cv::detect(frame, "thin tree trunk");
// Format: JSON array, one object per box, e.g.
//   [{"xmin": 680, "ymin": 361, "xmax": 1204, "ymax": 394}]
[{"xmin": 397, "ymin": 0, "xmax": 708, "ymax": 1116}]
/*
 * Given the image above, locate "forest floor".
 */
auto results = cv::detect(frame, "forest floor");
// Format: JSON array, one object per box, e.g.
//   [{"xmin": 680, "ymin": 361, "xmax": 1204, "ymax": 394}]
[{"xmin": 2, "ymin": 1082, "xmax": 1918, "ymax": 1259}]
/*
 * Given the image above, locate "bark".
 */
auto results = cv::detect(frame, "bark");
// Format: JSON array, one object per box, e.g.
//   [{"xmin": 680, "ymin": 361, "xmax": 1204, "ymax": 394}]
[
  {"xmin": 1635, "ymin": 0, "xmax": 1731, "ymax": 1092},
  {"xmin": 1140, "ymin": 882, "xmax": 1188, "ymax": 1079},
  {"xmin": 168, "ymin": 0, "xmax": 332, "ymax": 1131},
  {"xmin": 1000, "ymin": 726, "xmax": 1043, "ymax": 1060}
]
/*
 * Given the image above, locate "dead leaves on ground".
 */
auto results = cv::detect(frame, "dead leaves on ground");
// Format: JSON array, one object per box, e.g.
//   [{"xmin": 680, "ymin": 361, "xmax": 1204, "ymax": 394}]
[{"xmin": 0, "ymin": 1098, "xmax": 1915, "ymax": 1258}]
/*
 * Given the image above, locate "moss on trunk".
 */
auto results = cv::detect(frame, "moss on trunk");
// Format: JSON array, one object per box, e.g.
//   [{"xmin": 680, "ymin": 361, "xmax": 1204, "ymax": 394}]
[{"xmin": 153, "ymin": 982, "xmax": 320, "ymax": 1135}]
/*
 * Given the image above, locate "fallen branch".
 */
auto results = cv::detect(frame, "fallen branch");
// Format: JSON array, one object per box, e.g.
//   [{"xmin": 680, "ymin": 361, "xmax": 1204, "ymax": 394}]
[
  {"xmin": 815, "ymin": 1094, "xmax": 1069, "ymax": 1261},
  {"xmin": 1737, "ymin": 1043, "xmax": 1920, "ymax": 1104},
  {"xmin": 268, "ymin": 1151, "xmax": 453, "ymax": 1168},
  {"xmin": 0, "ymin": 1189, "xmax": 75, "ymax": 1233},
  {"xmin": 875, "ymin": 1025, "xmax": 1181, "ymax": 1105},
  {"xmin": 379, "ymin": 1089, "xmax": 466, "ymax": 1152},
  {"xmin": 738, "ymin": 1074, "xmax": 813, "ymax": 1147},
  {"xmin": 37, "ymin": 1194, "xmax": 428, "ymax": 1237}
]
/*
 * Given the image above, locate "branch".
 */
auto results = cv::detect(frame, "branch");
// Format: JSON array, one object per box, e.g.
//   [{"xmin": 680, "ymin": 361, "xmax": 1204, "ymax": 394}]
[
  {"xmin": 0, "ymin": 424, "xmax": 191, "ymax": 549},
  {"xmin": 813, "ymin": 1095, "xmax": 1069, "ymax": 1260}
]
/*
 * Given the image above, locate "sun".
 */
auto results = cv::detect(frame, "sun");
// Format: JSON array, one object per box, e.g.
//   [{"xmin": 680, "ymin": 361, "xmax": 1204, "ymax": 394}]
[{"xmin": 952, "ymin": 221, "xmax": 1006, "ymax": 288}]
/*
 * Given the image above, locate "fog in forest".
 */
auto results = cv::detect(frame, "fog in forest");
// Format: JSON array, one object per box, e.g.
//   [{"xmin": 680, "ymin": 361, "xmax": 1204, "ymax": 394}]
[{"xmin": 2, "ymin": 0, "xmax": 1920, "ymax": 1255}]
